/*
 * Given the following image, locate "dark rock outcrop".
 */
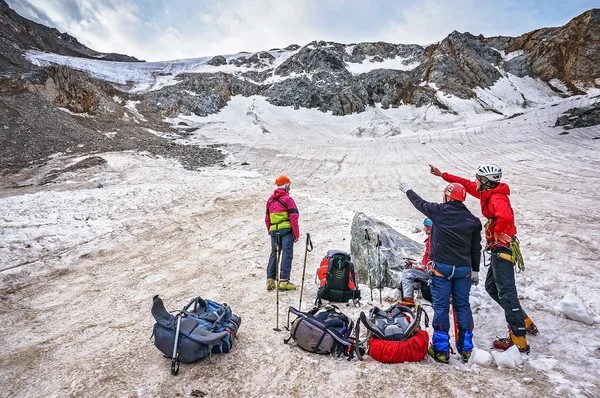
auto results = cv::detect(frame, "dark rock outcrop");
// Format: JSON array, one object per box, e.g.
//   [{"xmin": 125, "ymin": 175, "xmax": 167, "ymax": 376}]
[
  {"xmin": 555, "ymin": 103, "xmax": 600, "ymax": 129},
  {"xmin": 207, "ymin": 55, "xmax": 226, "ymax": 66},
  {"xmin": 421, "ymin": 31, "xmax": 503, "ymax": 99}
]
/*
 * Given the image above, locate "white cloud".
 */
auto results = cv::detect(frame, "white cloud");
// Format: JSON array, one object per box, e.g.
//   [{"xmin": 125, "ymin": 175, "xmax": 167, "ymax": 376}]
[{"xmin": 5, "ymin": 0, "xmax": 597, "ymax": 62}]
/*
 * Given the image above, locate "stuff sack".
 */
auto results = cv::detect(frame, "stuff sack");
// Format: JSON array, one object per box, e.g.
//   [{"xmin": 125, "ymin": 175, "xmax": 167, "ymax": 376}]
[
  {"xmin": 360, "ymin": 304, "xmax": 429, "ymax": 363},
  {"xmin": 151, "ymin": 295, "xmax": 241, "ymax": 373},
  {"xmin": 285, "ymin": 305, "xmax": 362, "ymax": 360},
  {"xmin": 316, "ymin": 250, "xmax": 361, "ymax": 306}
]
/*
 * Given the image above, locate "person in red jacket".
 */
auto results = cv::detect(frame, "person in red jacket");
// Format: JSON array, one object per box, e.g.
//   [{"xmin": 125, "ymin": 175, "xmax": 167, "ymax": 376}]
[
  {"xmin": 429, "ymin": 163, "xmax": 538, "ymax": 353},
  {"xmin": 265, "ymin": 175, "xmax": 300, "ymax": 291},
  {"xmin": 399, "ymin": 218, "xmax": 433, "ymax": 305}
]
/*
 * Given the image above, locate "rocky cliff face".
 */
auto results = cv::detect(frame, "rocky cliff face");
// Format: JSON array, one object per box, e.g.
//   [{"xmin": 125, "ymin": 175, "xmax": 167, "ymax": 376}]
[{"xmin": 484, "ymin": 9, "xmax": 600, "ymax": 93}]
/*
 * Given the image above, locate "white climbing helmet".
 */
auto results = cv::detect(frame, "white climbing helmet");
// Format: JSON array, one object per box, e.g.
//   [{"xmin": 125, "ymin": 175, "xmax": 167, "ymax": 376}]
[{"xmin": 476, "ymin": 163, "xmax": 502, "ymax": 182}]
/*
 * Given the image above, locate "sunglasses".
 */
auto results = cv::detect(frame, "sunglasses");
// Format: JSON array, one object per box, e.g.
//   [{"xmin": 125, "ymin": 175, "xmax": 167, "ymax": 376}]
[{"xmin": 476, "ymin": 174, "xmax": 490, "ymax": 185}]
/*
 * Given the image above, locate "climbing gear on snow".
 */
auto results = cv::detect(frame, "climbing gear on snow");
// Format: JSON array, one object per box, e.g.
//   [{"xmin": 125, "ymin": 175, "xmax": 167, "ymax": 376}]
[
  {"xmin": 285, "ymin": 305, "xmax": 363, "ymax": 361},
  {"xmin": 524, "ymin": 314, "xmax": 539, "ymax": 335},
  {"xmin": 428, "ymin": 345, "xmax": 450, "ymax": 364},
  {"xmin": 151, "ymin": 295, "xmax": 241, "ymax": 375},
  {"xmin": 266, "ymin": 278, "xmax": 276, "ymax": 290},
  {"xmin": 509, "ymin": 236, "xmax": 525, "ymax": 272},
  {"xmin": 459, "ymin": 350, "xmax": 472, "ymax": 363},
  {"xmin": 315, "ymin": 250, "xmax": 361, "ymax": 307},
  {"xmin": 298, "ymin": 233, "xmax": 313, "ymax": 311},
  {"xmin": 493, "ymin": 331, "xmax": 530, "ymax": 354},
  {"xmin": 376, "ymin": 235, "xmax": 383, "ymax": 304},
  {"xmin": 489, "ymin": 236, "xmax": 525, "ymax": 272},
  {"xmin": 359, "ymin": 304, "xmax": 430, "ymax": 363}
]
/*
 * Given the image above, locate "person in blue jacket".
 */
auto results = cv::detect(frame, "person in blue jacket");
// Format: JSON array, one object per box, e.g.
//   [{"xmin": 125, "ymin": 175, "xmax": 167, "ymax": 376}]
[{"xmin": 399, "ymin": 181, "xmax": 482, "ymax": 363}]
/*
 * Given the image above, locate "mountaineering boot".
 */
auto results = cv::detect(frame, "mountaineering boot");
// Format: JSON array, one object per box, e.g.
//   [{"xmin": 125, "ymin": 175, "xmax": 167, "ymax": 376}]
[
  {"xmin": 459, "ymin": 350, "xmax": 472, "ymax": 363},
  {"xmin": 266, "ymin": 278, "xmax": 276, "ymax": 291},
  {"xmin": 278, "ymin": 280, "xmax": 297, "ymax": 291},
  {"xmin": 397, "ymin": 297, "xmax": 415, "ymax": 306},
  {"xmin": 524, "ymin": 316, "xmax": 539, "ymax": 335},
  {"xmin": 427, "ymin": 345, "xmax": 449, "ymax": 364},
  {"xmin": 493, "ymin": 332, "xmax": 530, "ymax": 354}
]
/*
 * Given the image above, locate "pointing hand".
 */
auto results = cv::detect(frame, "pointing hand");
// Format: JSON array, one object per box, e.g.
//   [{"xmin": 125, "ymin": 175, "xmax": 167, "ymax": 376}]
[{"xmin": 429, "ymin": 164, "xmax": 442, "ymax": 177}]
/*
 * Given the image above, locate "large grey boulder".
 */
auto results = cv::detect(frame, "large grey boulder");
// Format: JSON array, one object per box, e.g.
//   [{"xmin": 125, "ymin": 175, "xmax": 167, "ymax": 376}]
[{"xmin": 350, "ymin": 212, "xmax": 424, "ymax": 290}]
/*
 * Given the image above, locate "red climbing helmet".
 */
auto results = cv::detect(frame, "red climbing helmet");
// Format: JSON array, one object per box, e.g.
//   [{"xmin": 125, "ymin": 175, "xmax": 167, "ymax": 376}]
[{"xmin": 444, "ymin": 183, "xmax": 467, "ymax": 202}]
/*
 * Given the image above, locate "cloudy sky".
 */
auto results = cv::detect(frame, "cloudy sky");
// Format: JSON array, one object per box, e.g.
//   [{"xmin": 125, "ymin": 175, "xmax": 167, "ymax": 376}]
[{"xmin": 6, "ymin": 0, "xmax": 598, "ymax": 62}]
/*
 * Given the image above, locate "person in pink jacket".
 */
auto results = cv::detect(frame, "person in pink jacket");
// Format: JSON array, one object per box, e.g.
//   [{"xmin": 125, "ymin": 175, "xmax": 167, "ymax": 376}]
[{"xmin": 265, "ymin": 175, "xmax": 300, "ymax": 291}]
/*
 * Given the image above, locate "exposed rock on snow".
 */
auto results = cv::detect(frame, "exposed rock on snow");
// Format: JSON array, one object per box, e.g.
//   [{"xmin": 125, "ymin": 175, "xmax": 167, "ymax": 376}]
[
  {"xmin": 350, "ymin": 212, "xmax": 423, "ymax": 289},
  {"xmin": 556, "ymin": 293, "xmax": 595, "ymax": 325},
  {"xmin": 555, "ymin": 102, "xmax": 600, "ymax": 129},
  {"xmin": 207, "ymin": 55, "xmax": 226, "ymax": 67}
]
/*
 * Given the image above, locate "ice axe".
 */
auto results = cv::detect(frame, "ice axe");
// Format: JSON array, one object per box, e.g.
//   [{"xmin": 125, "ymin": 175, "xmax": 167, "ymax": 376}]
[
  {"xmin": 376, "ymin": 235, "xmax": 382, "ymax": 304},
  {"xmin": 298, "ymin": 233, "xmax": 313, "ymax": 311}
]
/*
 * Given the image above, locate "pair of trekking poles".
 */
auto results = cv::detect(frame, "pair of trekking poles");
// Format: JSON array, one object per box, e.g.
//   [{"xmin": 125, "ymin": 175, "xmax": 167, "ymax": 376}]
[
  {"xmin": 273, "ymin": 232, "xmax": 313, "ymax": 332},
  {"xmin": 364, "ymin": 229, "xmax": 384, "ymax": 304}
]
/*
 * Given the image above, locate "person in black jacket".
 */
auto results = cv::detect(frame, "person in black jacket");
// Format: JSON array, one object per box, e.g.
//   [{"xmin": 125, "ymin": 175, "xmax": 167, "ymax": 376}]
[{"xmin": 399, "ymin": 181, "xmax": 482, "ymax": 363}]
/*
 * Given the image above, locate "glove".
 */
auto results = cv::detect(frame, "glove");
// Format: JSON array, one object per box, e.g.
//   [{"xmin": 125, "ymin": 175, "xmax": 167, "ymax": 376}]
[
  {"xmin": 471, "ymin": 271, "xmax": 479, "ymax": 286},
  {"xmin": 399, "ymin": 182, "xmax": 413, "ymax": 194}
]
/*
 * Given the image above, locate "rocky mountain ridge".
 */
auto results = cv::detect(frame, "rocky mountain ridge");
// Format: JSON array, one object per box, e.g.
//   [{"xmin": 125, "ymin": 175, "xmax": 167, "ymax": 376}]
[{"xmin": 1, "ymin": 0, "xmax": 599, "ymax": 173}]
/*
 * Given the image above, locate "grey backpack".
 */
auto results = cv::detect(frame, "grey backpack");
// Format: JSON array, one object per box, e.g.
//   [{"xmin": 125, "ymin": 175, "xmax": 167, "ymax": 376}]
[{"xmin": 284, "ymin": 305, "xmax": 363, "ymax": 360}]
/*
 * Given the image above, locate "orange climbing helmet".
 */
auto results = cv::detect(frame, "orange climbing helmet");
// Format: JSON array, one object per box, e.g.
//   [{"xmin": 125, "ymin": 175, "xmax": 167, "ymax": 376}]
[{"xmin": 275, "ymin": 175, "xmax": 291, "ymax": 186}]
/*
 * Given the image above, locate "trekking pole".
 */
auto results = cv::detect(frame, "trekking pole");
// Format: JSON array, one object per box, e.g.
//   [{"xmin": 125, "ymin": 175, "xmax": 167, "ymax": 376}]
[
  {"xmin": 298, "ymin": 233, "xmax": 313, "ymax": 311},
  {"xmin": 171, "ymin": 312, "xmax": 183, "ymax": 375},
  {"xmin": 274, "ymin": 231, "xmax": 282, "ymax": 332},
  {"xmin": 365, "ymin": 229, "xmax": 373, "ymax": 302},
  {"xmin": 376, "ymin": 235, "xmax": 382, "ymax": 304}
]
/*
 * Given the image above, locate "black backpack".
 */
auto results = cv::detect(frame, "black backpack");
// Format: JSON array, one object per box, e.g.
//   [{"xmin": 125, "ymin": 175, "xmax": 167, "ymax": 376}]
[{"xmin": 315, "ymin": 250, "xmax": 361, "ymax": 307}]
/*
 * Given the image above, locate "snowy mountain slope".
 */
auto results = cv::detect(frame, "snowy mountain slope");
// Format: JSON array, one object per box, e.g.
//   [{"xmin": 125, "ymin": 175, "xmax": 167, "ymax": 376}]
[{"xmin": 1, "ymin": 92, "xmax": 600, "ymax": 397}]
